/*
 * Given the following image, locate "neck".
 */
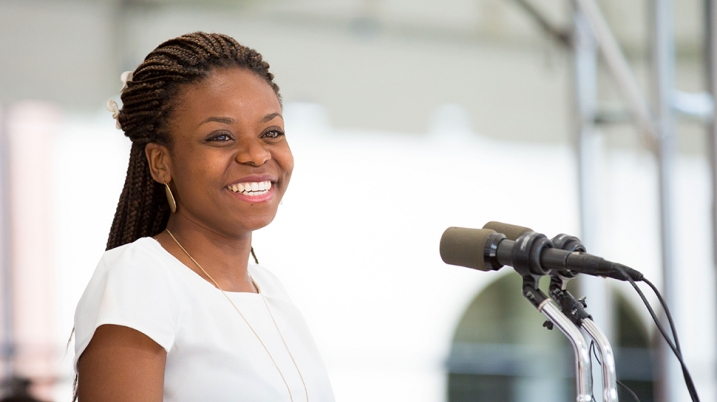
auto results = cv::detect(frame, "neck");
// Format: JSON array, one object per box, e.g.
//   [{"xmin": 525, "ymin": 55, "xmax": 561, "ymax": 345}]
[{"xmin": 155, "ymin": 214, "xmax": 256, "ymax": 293}]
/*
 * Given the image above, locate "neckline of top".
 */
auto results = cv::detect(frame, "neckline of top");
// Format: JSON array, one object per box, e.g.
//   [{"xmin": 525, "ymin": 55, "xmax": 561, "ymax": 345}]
[{"xmin": 142, "ymin": 236, "xmax": 264, "ymax": 296}]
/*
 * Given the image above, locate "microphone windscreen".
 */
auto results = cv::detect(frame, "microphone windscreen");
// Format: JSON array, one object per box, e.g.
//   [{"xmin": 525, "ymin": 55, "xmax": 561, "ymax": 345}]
[
  {"xmin": 440, "ymin": 227, "xmax": 495, "ymax": 271},
  {"xmin": 483, "ymin": 221, "xmax": 533, "ymax": 240}
]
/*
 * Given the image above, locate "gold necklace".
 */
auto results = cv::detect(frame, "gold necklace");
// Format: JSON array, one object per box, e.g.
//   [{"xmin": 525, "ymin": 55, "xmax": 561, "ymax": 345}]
[{"xmin": 166, "ymin": 229, "xmax": 309, "ymax": 402}]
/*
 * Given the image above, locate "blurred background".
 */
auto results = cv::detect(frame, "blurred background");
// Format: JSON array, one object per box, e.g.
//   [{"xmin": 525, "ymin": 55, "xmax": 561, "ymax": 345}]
[{"xmin": 0, "ymin": 0, "xmax": 715, "ymax": 401}]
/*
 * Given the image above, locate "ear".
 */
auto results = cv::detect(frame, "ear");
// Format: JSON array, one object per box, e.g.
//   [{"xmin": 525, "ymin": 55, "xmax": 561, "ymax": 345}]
[{"xmin": 145, "ymin": 142, "xmax": 172, "ymax": 184}]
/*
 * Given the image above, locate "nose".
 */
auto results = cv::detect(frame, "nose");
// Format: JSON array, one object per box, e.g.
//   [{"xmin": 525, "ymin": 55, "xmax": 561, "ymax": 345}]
[{"xmin": 236, "ymin": 137, "xmax": 270, "ymax": 166}]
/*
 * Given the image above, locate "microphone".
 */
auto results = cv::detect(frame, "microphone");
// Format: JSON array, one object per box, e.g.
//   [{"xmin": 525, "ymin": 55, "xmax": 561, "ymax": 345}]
[
  {"xmin": 438, "ymin": 227, "xmax": 503, "ymax": 272},
  {"xmin": 483, "ymin": 221, "xmax": 533, "ymax": 239},
  {"xmin": 481, "ymin": 221, "xmax": 643, "ymax": 281},
  {"xmin": 439, "ymin": 226, "xmax": 643, "ymax": 281},
  {"xmin": 486, "ymin": 222, "xmax": 583, "ymax": 280}
]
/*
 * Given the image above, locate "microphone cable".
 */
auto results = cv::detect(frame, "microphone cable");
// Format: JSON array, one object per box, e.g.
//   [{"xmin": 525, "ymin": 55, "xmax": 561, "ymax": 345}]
[{"xmin": 613, "ymin": 265, "xmax": 700, "ymax": 402}]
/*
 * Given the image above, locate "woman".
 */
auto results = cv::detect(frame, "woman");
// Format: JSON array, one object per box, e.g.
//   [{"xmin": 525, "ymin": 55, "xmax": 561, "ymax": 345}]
[{"xmin": 74, "ymin": 32, "xmax": 335, "ymax": 402}]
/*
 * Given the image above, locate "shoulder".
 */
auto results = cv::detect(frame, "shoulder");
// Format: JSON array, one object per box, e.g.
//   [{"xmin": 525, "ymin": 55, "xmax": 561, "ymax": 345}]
[
  {"xmin": 79, "ymin": 237, "xmax": 181, "ymax": 308},
  {"xmin": 74, "ymin": 237, "xmax": 182, "ymax": 364},
  {"xmin": 100, "ymin": 237, "xmax": 173, "ymax": 273},
  {"xmin": 88, "ymin": 237, "xmax": 181, "ymax": 290}
]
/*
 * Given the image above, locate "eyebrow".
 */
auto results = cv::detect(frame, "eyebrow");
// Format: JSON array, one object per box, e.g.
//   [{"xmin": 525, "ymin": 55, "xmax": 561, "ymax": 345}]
[
  {"xmin": 262, "ymin": 112, "xmax": 283, "ymax": 123},
  {"xmin": 198, "ymin": 116, "xmax": 235, "ymax": 126},
  {"xmin": 198, "ymin": 113, "xmax": 283, "ymax": 127}
]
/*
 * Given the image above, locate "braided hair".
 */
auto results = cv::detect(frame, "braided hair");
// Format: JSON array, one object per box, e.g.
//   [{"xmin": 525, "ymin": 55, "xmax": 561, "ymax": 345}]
[{"xmin": 106, "ymin": 32, "xmax": 281, "ymax": 250}]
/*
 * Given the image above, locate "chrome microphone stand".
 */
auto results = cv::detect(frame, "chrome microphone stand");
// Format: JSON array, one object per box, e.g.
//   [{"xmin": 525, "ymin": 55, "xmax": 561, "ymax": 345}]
[
  {"xmin": 535, "ymin": 292, "xmax": 594, "ymax": 402},
  {"xmin": 549, "ymin": 273, "xmax": 619, "ymax": 402},
  {"xmin": 582, "ymin": 319, "xmax": 618, "ymax": 402},
  {"xmin": 549, "ymin": 233, "xmax": 619, "ymax": 402},
  {"xmin": 509, "ymin": 231, "xmax": 597, "ymax": 402}
]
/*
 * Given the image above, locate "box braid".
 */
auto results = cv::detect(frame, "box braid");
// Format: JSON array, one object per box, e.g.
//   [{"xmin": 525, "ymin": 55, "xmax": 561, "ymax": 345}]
[{"xmin": 105, "ymin": 32, "xmax": 281, "ymax": 250}]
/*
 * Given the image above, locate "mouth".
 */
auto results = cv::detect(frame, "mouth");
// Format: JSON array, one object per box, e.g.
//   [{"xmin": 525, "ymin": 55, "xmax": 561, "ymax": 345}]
[{"xmin": 226, "ymin": 180, "xmax": 273, "ymax": 197}]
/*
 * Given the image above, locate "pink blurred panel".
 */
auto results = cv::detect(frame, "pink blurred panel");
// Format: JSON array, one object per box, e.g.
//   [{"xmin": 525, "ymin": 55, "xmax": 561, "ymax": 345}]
[
  {"xmin": 0, "ymin": 106, "xmax": 6, "ymax": 383},
  {"xmin": 7, "ymin": 102, "xmax": 61, "ymax": 400}
]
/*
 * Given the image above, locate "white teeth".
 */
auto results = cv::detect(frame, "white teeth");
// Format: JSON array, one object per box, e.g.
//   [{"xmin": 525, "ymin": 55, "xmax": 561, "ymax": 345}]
[{"xmin": 228, "ymin": 181, "xmax": 272, "ymax": 196}]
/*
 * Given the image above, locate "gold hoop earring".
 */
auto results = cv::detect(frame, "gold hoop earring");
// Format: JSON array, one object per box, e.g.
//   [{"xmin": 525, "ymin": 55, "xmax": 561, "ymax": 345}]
[{"xmin": 164, "ymin": 182, "xmax": 177, "ymax": 213}]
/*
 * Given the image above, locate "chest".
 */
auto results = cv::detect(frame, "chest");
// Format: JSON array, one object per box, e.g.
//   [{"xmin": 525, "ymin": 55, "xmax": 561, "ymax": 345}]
[{"xmin": 162, "ymin": 289, "xmax": 327, "ymax": 402}]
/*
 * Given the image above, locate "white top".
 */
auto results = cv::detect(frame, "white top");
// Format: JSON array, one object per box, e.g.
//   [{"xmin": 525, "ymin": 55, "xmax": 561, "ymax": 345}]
[{"xmin": 74, "ymin": 237, "xmax": 335, "ymax": 402}]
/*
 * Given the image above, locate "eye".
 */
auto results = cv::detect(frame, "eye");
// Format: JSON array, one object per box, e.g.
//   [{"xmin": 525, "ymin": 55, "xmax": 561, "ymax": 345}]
[
  {"xmin": 262, "ymin": 129, "xmax": 285, "ymax": 139},
  {"xmin": 206, "ymin": 131, "xmax": 234, "ymax": 142}
]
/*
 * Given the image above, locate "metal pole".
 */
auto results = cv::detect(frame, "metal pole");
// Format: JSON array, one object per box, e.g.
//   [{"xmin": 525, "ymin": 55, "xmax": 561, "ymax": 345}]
[
  {"xmin": 572, "ymin": 0, "xmax": 615, "ymax": 360},
  {"xmin": 572, "ymin": 0, "xmax": 598, "ymax": 252},
  {"xmin": 575, "ymin": 0, "xmax": 660, "ymax": 149},
  {"xmin": 649, "ymin": 0, "xmax": 680, "ymax": 401},
  {"xmin": 704, "ymin": 0, "xmax": 717, "ymax": 392}
]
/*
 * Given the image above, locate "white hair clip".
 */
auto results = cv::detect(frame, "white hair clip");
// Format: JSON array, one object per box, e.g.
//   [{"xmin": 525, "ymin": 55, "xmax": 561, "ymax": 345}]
[
  {"xmin": 106, "ymin": 99, "xmax": 122, "ymax": 129},
  {"xmin": 105, "ymin": 70, "xmax": 134, "ymax": 130},
  {"xmin": 119, "ymin": 71, "xmax": 133, "ymax": 93}
]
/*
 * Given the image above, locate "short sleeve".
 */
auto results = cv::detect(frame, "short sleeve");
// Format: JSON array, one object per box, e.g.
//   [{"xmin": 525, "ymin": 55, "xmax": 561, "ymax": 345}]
[{"xmin": 73, "ymin": 240, "xmax": 181, "ymax": 370}]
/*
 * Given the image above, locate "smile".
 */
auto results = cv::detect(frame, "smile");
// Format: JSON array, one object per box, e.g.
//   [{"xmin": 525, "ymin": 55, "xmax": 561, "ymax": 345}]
[{"xmin": 227, "ymin": 180, "xmax": 272, "ymax": 196}]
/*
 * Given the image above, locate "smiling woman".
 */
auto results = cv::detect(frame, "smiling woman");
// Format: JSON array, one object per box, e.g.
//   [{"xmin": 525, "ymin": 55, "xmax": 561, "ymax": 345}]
[{"xmin": 72, "ymin": 32, "xmax": 334, "ymax": 402}]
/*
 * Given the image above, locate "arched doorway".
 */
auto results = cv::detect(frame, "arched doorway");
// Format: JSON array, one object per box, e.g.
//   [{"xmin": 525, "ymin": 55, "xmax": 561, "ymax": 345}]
[{"xmin": 446, "ymin": 274, "xmax": 655, "ymax": 401}]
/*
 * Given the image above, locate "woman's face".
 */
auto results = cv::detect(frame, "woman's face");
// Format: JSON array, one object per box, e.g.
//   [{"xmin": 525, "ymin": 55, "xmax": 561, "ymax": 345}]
[{"xmin": 161, "ymin": 67, "xmax": 293, "ymax": 237}]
